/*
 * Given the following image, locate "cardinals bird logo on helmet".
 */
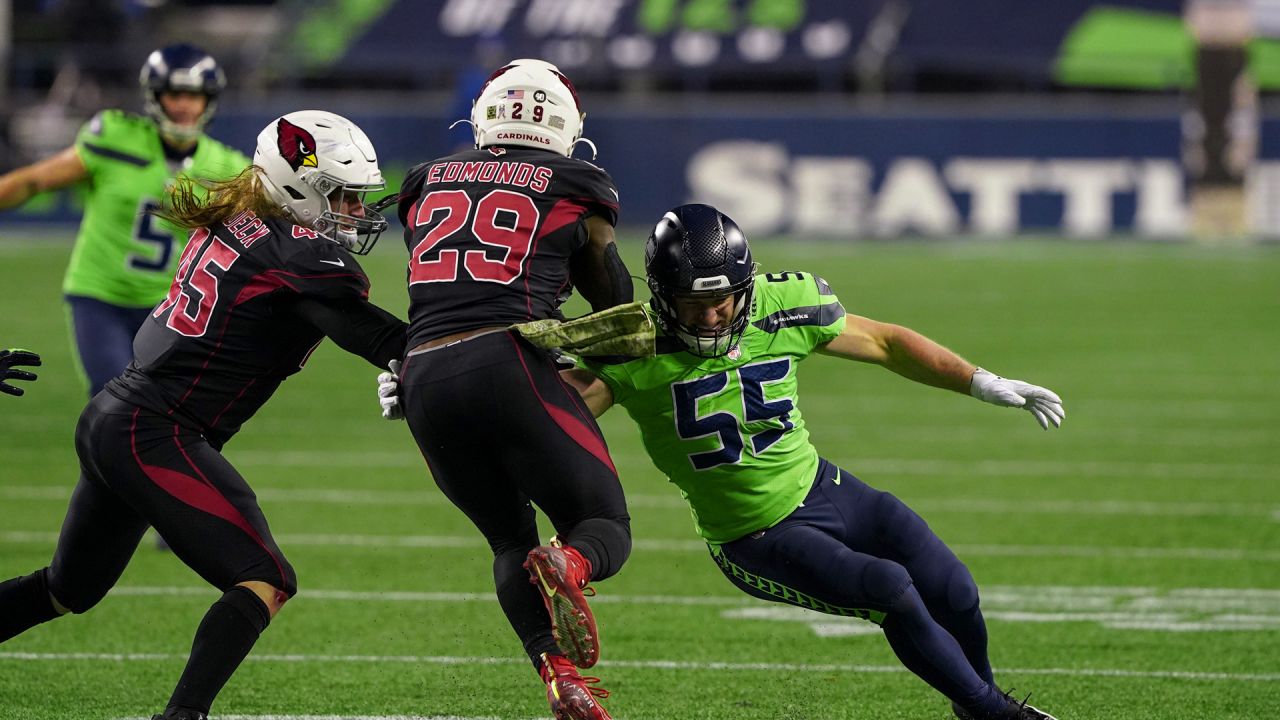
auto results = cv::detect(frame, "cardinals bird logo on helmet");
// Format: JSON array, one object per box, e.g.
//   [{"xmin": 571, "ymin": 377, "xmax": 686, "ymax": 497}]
[{"xmin": 277, "ymin": 118, "xmax": 318, "ymax": 171}]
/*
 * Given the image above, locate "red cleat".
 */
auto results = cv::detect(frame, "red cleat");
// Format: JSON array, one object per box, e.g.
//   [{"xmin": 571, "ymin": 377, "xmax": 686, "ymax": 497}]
[
  {"xmin": 540, "ymin": 652, "xmax": 613, "ymax": 720},
  {"xmin": 525, "ymin": 543, "xmax": 600, "ymax": 668}
]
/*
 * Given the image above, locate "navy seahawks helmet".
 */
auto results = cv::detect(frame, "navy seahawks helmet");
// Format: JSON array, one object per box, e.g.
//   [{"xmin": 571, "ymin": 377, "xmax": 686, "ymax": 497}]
[
  {"xmin": 645, "ymin": 204, "xmax": 756, "ymax": 357},
  {"xmin": 139, "ymin": 43, "xmax": 225, "ymax": 145}
]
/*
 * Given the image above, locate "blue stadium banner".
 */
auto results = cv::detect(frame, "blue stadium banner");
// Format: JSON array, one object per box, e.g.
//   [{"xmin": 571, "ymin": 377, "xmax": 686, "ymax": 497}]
[
  {"xmin": 6, "ymin": 111, "xmax": 1279, "ymax": 237},
  {"xmin": 342, "ymin": 0, "xmax": 873, "ymax": 78}
]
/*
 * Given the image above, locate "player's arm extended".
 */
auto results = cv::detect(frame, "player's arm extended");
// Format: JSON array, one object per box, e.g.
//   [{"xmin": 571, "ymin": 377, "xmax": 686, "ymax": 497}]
[
  {"xmin": 560, "ymin": 367, "xmax": 615, "ymax": 417},
  {"xmin": 0, "ymin": 147, "xmax": 89, "ymax": 211},
  {"xmin": 818, "ymin": 314, "xmax": 974, "ymax": 393},
  {"xmin": 818, "ymin": 313, "xmax": 1064, "ymax": 429},
  {"xmin": 294, "ymin": 296, "xmax": 408, "ymax": 370},
  {"xmin": 569, "ymin": 215, "xmax": 634, "ymax": 312}
]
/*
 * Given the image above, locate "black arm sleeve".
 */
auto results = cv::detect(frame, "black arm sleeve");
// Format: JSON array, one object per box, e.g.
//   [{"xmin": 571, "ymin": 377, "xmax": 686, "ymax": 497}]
[
  {"xmin": 294, "ymin": 296, "xmax": 408, "ymax": 370},
  {"xmin": 397, "ymin": 163, "xmax": 432, "ymax": 228},
  {"xmin": 571, "ymin": 240, "xmax": 634, "ymax": 312},
  {"xmin": 602, "ymin": 242, "xmax": 633, "ymax": 306}
]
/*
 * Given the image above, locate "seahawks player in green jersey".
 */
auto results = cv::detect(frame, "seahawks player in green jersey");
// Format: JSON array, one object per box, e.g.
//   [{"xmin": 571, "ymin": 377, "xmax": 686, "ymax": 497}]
[
  {"xmin": 564, "ymin": 204, "xmax": 1065, "ymax": 720},
  {"xmin": 0, "ymin": 43, "xmax": 248, "ymax": 397}
]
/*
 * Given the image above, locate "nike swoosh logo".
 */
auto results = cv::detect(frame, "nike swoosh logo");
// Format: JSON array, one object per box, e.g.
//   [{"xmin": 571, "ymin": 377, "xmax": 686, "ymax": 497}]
[
  {"xmin": 318, "ymin": 258, "xmax": 345, "ymax": 267},
  {"xmin": 534, "ymin": 563, "xmax": 557, "ymax": 598}
]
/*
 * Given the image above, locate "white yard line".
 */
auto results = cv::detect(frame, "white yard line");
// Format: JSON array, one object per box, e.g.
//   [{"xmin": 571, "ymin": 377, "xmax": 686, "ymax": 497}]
[
  {"xmin": 109, "ymin": 585, "xmax": 751, "ymax": 607},
  {"xmin": 103, "ymin": 583, "xmax": 1280, "ymax": 634},
  {"xmin": 15, "ymin": 447, "xmax": 1247, "ymax": 482},
  {"xmin": 215, "ymin": 451, "xmax": 1280, "ymax": 482},
  {"xmin": 211, "ymin": 716, "xmax": 519, "ymax": 720},
  {"xmin": 3, "ymin": 529, "xmax": 1277, "ymax": 561},
  {"xmin": 2, "ymin": 484, "xmax": 1274, "ymax": 520},
  {"xmin": 2, "ymin": 650, "xmax": 1275, "ymax": 683},
  {"xmin": 108, "ymin": 715, "xmax": 543, "ymax": 720},
  {"xmin": 831, "ymin": 457, "xmax": 1280, "ymax": 481}
]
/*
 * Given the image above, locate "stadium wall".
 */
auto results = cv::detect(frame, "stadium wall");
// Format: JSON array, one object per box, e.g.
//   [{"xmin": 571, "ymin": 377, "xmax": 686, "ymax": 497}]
[{"xmin": 5, "ymin": 109, "xmax": 1279, "ymax": 238}]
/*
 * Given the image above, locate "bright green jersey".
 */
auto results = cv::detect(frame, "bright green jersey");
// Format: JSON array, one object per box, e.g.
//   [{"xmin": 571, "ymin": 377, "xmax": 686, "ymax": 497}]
[
  {"xmin": 585, "ymin": 271, "xmax": 846, "ymax": 543},
  {"xmin": 65, "ymin": 110, "xmax": 249, "ymax": 306}
]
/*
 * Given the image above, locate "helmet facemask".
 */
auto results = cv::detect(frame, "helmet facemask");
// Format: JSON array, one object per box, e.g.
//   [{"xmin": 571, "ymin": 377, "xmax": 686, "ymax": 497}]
[
  {"xmin": 146, "ymin": 94, "xmax": 217, "ymax": 146},
  {"xmin": 650, "ymin": 277, "xmax": 755, "ymax": 358},
  {"xmin": 306, "ymin": 173, "xmax": 388, "ymax": 255}
]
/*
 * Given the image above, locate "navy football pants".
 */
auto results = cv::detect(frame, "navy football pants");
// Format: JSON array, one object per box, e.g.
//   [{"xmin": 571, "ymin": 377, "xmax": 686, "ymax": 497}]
[
  {"xmin": 66, "ymin": 295, "xmax": 154, "ymax": 397},
  {"xmin": 40, "ymin": 391, "xmax": 296, "ymax": 614},
  {"xmin": 401, "ymin": 330, "xmax": 631, "ymax": 663},
  {"xmin": 712, "ymin": 458, "xmax": 998, "ymax": 709}
]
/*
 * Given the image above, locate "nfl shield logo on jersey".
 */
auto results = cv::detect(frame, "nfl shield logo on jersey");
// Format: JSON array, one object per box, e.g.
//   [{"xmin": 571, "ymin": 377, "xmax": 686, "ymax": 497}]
[{"xmin": 727, "ymin": 346, "xmax": 742, "ymax": 360}]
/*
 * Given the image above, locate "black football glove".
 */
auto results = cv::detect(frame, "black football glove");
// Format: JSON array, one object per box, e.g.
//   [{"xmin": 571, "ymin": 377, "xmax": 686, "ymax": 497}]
[{"xmin": 0, "ymin": 348, "xmax": 40, "ymax": 397}]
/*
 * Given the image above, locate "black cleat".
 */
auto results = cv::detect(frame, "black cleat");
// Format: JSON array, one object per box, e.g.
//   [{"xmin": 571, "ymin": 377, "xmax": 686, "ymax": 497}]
[
  {"xmin": 954, "ymin": 690, "xmax": 1058, "ymax": 720},
  {"xmin": 1011, "ymin": 700, "xmax": 1057, "ymax": 720}
]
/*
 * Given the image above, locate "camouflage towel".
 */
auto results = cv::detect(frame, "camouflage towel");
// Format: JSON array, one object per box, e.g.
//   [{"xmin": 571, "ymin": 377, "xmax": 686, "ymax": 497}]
[{"xmin": 512, "ymin": 301, "xmax": 655, "ymax": 357}]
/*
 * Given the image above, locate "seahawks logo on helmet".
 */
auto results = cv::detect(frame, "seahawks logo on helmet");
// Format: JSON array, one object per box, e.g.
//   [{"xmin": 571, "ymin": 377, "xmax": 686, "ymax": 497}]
[{"xmin": 277, "ymin": 118, "xmax": 318, "ymax": 171}]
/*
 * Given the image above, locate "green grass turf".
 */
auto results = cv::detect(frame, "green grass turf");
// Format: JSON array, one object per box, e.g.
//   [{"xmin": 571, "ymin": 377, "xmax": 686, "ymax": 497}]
[{"xmin": 0, "ymin": 231, "xmax": 1278, "ymax": 719}]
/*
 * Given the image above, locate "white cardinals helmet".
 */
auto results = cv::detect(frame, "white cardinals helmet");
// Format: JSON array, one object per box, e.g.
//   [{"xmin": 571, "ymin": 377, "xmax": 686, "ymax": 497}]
[
  {"xmin": 254, "ymin": 110, "xmax": 388, "ymax": 254},
  {"xmin": 470, "ymin": 58, "xmax": 585, "ymax": 156}
]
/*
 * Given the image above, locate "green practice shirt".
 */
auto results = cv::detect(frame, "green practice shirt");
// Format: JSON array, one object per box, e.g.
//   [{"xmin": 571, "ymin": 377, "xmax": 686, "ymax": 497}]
[
  {"xmin": 65, "ymin": 110, "xmax": 249, "ymax": 306},
  {"xmin": 585, "ymin": 272, "xmax": 846, "ymax": 543}
]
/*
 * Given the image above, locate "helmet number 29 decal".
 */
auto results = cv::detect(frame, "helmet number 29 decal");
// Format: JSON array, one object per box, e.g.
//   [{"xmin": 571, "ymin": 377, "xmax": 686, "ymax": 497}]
[
  {"xmin": 152, "ymin": 227, "xmax": 242, "ymax": 337},
  {"xmin": 509, "ymin": 103, "xmax": 546, "ymax": 123},
  {"xmin": 672, "ymin": 358, "xmax": 795, "ymax": 470},
  {"xmin": 409, "ymin": 189, "xmax": 540, "ymax": 285}
]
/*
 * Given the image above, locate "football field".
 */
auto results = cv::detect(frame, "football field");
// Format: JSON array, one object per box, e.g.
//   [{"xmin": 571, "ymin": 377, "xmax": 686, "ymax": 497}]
[{"xmin": 0, "ymin": 232, "xmax": 1277, "ymax": 720}]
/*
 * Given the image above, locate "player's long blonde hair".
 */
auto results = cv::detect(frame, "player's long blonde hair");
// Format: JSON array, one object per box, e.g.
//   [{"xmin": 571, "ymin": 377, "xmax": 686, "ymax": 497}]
[{"xmin": 156, "ymin": 165, "xmax": 289, "ymax": 229}]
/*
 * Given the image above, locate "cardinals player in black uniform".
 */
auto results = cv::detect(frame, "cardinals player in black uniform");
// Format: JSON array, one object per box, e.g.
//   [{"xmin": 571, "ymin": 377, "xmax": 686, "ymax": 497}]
[
  {"xmin": 0, "ymin": 111, "xmax": 406, "ymax": 720},
  {"xmin": 394, "ymin": 59, "xmax": 631, "ymax": 720}
]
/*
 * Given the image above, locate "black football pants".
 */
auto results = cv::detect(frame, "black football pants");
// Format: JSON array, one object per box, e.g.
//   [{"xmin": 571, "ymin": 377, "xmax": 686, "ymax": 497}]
[
  {"xmin": 43, "ymin": 391, "xmax": 297, "ymax": 614},
  {"xmin": 400, "ymin": 330, "xmax": 631, "ymax": 663}
]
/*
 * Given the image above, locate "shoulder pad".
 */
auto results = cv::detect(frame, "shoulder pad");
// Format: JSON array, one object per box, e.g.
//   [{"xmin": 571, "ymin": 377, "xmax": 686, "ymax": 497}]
[
  {"xmin": 81, "ymin": 109, "xmax": 153, "ymax": 142},
  {"xmin": 753, "ymin": 270, "xmax": 835, "ymax": 311}
]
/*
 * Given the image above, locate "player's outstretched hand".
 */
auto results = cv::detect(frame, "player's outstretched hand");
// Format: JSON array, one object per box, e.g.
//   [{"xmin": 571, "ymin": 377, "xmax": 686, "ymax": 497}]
[
  {"xmin": 377, "ymin": 359, "xmax": 404, "ymax": 420},
  {"xmin": 0, "ymin": 348, "xmax": 41, "ymax": 397},
  {"xmin": 969, "ymin": 367, "xmax": 1064, "ymax": 430}
]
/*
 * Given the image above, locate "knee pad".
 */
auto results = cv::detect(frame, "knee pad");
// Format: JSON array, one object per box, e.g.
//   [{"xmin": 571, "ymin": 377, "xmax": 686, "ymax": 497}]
[{"xmin": 862, "ymin": 558, "xmax": 913, "ymax": 609}]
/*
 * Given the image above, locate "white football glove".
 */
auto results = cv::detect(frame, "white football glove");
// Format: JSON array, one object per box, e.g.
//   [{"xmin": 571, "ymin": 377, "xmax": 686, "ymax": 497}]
[
  {"xmin": 969, "ymin": 367, "xmax": 1064, "ymax": 430},
  {"xmin": 377, "ymin": 359, "xmax": 403, "ymax": 421}
]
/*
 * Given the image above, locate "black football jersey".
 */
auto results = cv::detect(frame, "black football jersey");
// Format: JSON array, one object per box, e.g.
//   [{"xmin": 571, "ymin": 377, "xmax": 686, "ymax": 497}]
[
  {"xmin": 397, "ymin": 146, "xmax": 620, "ymax": 347},
  {"xmin": 106, "ymin": 211, "xmax": 405, "ymax": 447}
]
